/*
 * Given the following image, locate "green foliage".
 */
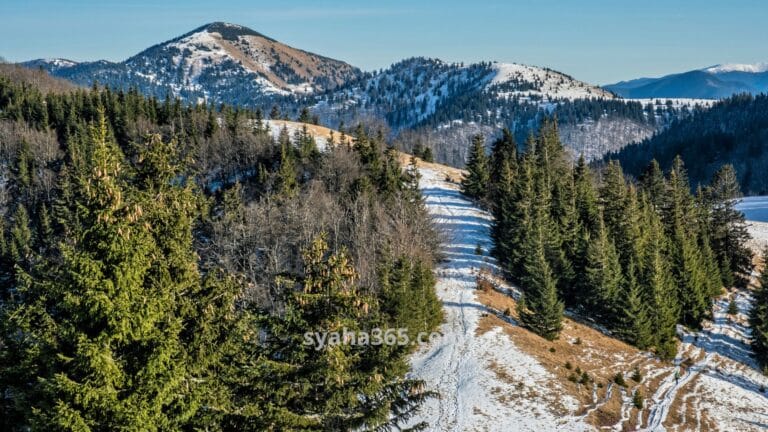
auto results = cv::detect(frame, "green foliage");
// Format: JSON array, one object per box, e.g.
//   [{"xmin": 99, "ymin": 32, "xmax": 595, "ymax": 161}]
[
  {"xmin": 633, "ymin": 389, "xmax": 644, "ymax": 409},
  {"xmin": 461, "ymin": 134, "xmax": 490, "ymax": 202}
]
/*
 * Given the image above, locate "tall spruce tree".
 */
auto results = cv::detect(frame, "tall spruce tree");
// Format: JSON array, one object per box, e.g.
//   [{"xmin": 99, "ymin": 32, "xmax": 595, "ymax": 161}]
[
  {"xmin": 706, "ymin": 165, "xmax": 753, "ymax": 288},
  {"xmin": 583, "ymin": 215, "xmax": 624, "ymax": 321},
  {"xmin": 639, "ymin": 194, "xmax": 679, "ymax": 359},
  {"xmin": 461, "ymin": 134, "xmax": 490, "ymax": 202},
  {"xmin": 517, "ymin": 203, "xmax": 564, "ymax": 341}
]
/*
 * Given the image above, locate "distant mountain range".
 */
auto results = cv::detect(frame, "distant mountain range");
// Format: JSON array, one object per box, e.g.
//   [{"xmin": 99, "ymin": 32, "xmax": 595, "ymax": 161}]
[
  {"xmin": 22, "ymin": 22, "xmax": 705, "ymax": 164},
  {"xmin": 604, "ymin": 63, "xmax": 768, "ymax": 99}
]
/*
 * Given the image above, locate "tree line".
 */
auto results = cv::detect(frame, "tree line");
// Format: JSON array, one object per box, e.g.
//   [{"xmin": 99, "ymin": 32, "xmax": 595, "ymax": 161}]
[
  {"xmin": 462, "ymin": 119, "xmax": 753, "ymax": 359},
  {"xmin": 0, "ymin": 72, "xmax": 443, "ymax": 430}
]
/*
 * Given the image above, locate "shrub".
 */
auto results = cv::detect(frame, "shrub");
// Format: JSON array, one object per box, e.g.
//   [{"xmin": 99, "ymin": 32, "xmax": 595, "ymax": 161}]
[
  {"xmin": 614, "ymin": 372, "xmax": 626, "ymax": 387},
  {"xmin": 565, "ymin": 361, "xmax": 573, "ymax": 370},
  {"xmin": 475, "ymin": 244, "xmax": 484, "ymax": 255},
  {"xmin": 631, "ymin": 367, "xmax": 643, "ymax": 383},
  {"xmin": 574, "ymin": 337, "xmax": 582, "ymax": 345},
  {"xmin": 633, "ymin": 389, "xmax": 644, "ymax": 409},
  {"xmin": 579, "ymin": 371, "xmax": 591, "ymax": 385},
  {"xmin": 549, "ymin": 347, "xmax": 556, "ymax": 353},
  {"xmin": 727, "ymin": 298, "xmax": 738, "ymax": 315}
]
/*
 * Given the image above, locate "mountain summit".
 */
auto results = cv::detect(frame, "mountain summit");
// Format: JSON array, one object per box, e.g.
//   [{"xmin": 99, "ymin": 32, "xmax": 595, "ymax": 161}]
[{"xmin": 25, "ymin": 22, "xmax": 361, "ymax": 104}]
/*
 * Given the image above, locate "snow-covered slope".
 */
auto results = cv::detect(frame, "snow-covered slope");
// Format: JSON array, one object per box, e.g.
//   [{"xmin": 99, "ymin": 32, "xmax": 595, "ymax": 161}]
[
  {"xmin": 410, "ymin": 161, "xmax": 768, "ymax": 431},
  {"xmin": 704, "ymin": 63, "xmax": 768, "ymax": 74},
  {"xmin": 490, "ymin": 62, "xmax": 614, "ymax": 101},
  {"xmin": 25, "ymin": 22, "xmax": 361, "ymax": 105},
  {"xmin": 408, "ymin": 166, "xmax": 589, "ymax": 431}
]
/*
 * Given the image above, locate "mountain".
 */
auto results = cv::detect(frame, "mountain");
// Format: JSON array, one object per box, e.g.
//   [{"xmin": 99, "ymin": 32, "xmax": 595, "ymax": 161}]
[
  {"xmin": 24, "ymin": 22, "xmax": 362, "ymax": 106},
  {"xmin": 605, "ymin": 93, "xmax": 768, "ymax": 195},
  {"xmin": 605, "ymin": 63, "xmax": 768, "ymax": 99},
  {"xmin": 308, "ymin": 57, "xmax": 681, "ymax": 164},
  {"xmin": 22, "ymin": 26, "xmax": 694, "ymax": 164}
]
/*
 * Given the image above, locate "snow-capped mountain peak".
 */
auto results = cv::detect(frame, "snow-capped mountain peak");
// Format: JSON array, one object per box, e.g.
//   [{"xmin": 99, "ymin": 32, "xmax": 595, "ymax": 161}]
[
  {"xmin": 24, "ymin": 22, "xmax": 362, "ymax": 105},
  {"xmin": 703, "ymin": 62, "xmax": 768, "ymax": 74}
]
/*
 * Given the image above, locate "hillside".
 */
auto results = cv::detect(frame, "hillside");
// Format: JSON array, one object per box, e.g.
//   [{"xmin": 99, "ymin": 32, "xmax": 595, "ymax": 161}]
[
  {"xmin": 0, "ymin": 62, "xmax": 78, "ymax": 93},
  {"xmin": 606, "ymin": 93, "xmax": 768, "ymax": 195},
  {"xmin": 405, "ymin": 155, "xmax": 768, "ymax": 431},
  {"xmin": 25, "ymin": 22, "xmax": 361, "ymax": 105}
]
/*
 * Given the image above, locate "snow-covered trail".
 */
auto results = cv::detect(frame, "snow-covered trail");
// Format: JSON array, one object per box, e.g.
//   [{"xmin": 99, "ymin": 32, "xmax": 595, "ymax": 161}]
[{"xmin": 408, "ymin": 167, "xmax": 586, "ymax": 432}]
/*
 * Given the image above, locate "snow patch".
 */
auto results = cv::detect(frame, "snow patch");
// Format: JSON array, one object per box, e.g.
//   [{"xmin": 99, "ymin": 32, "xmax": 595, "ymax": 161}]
[{"xmin": 704, "ymin": 63, "xmax": 768, "ymax": 74}]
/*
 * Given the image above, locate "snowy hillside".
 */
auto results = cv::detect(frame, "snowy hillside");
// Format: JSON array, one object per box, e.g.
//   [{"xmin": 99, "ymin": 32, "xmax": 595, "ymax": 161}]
[
  {"xmin": 410, "ymin": 161, "xmax": 768, "ymax": 431},
  {"xmin": 490, "ymin": 62, "xmax": 614, "ymax": 101}
]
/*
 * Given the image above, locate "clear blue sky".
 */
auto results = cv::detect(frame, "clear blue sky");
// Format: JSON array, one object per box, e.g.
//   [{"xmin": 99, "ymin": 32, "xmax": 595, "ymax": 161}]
[{"xmin": 1, "ymin": 0, "xmax": 766, "ymax": 84}]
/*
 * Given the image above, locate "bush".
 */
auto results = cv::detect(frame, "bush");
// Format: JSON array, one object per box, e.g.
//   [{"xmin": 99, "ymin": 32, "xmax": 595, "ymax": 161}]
[
  {"xmin": 579, "ymin": 371, "xmax": 591, "ymax": 385},
  {"xmin": 503, "ymin": 307, "xmax": 511, "ymax": 316},
  {"xmin": 631, "ymin": 367, "xmax": 643, "ymax": 383},
  {"xmin": 574, "ymin": 337, "xmax": 582, "ymax": 345},
  {"xmin": 727, "ymin": 298, "xmax": 738, "ymax": 315},
  {"xmin": 549, "ymin": 347, "xmax": 556, "ymax": 353},
  {"xmin": 633, "ymin": 389, "xmax": 644, "ymax": 409},
  {"xmin": 614, "ymin": 372, "xmax": 626, "ymax": 387},
  {"xmin": 567, "ymin": 373, "xmax": 579, "ymax": 383},
  {"xmin": 475, "ymin": 244, "xmax": 484, "ymax": 255},
  {"xmin": 565, "ymin": 361, "xmax": 573, "ymax": 370}
]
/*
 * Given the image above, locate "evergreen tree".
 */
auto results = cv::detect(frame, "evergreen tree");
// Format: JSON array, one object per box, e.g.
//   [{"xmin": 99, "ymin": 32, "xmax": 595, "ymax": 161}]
[
  {"xmin": 639, "ymin": 195, "xmax": 679, "ymax": 359},
  {"xmin": 276, "ymin": 139, "xmax": 299, "ymax": 198},
  {"xmin": 614, "ymin": 261, "xmax": 653, "ymax": 349},
  {"xmin": 461, "ymin": 133, "xmax": 490, "ymax": 202},
  {"xmin": 231, "ymin": 234, "xmax": 434, "ymax": 430},
  {"xmin": 706, "ymin": 165, "xmax": 753, "ymax": 288},
  {"xmin": 0, "ymin": 115, "xmax": 237, "ymax": 430},
  {"xmin": 517, "ymin": 211, "xmax": 564, "ymax": 341},
  {"xmin": 583, "ymin": 216, "xmax": 623, "ymax": 320}
]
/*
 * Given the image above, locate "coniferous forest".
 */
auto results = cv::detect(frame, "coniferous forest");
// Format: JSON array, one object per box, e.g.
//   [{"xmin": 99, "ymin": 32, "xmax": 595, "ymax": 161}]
[
  {"xmin": 0, "ymin": 66, "xmax": 444, "ymax": 430},
  {"xmin": 463, "ymin": 119, "xmax": 755, "ymax": 359}
]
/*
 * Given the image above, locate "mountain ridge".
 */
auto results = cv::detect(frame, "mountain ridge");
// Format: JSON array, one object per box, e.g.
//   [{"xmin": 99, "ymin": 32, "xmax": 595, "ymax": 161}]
[{"xmin": 605, "ymin": 62, "xmax": 768, "ymax": 99}]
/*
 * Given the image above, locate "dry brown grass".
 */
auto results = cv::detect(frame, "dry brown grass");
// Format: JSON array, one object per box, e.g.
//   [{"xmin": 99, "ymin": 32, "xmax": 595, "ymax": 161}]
[{"xmin": 474, "ymin": 286, "xmax": 678, "ymax": 430}]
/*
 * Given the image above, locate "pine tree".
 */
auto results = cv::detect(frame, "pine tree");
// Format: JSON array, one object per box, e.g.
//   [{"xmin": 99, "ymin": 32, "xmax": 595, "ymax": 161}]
[
  {"xmin": 276, "ymin": 139, "xmax": 299, "ymax": 198},
  {"xmin": 706, "ymin": 165, "xmax": 753, "ymax": 288},
  {"xmin": 461, "ymin": 133, "xmax": 490, "ymax": 202},
  {"xmin": 0, "ymin": 115, "xmax": 239, "ymax": 430},
  {"xmin": 639, "ymin": 196, "xmax": 679, "ymax": 359},
  {"xmin": 517, "ymin": 212, "xmax": 564, "ymax": 341},
  {"xmin": 615, "ymin": 261, "xmax": 653, "ymax": 349},
  {"xmin": 665, "ymin": 157, "xmax": 713, "ymax": 328},
  {"xmin": 750, "ymin": 248, "xmax": 768, "ymax": 371},
  {"xmin": 583, "ymin": 216, "xmax": 623, "ymax": 320},
  {"xmin": 639, "ymin": 159, "xmax": 666, "ymax": 210}
]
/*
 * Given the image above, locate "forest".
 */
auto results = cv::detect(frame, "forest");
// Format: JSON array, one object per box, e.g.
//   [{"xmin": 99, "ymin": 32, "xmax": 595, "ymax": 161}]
[
  {"xmin": 607, "ymin": 93, "xmax": 768, "ymax": 195},
  {"xmin": 0, "ymin": 64, "xmax": 443, "ymax": 430},
  {"xmin": 462, "ymin": 121, "xmax": 760, "ymax": 363}
]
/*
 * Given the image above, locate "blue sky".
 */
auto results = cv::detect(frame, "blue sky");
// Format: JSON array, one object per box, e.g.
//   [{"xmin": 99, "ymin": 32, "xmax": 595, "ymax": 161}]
[{"xmin": 1, "ymin": 0, "xmax": 766, "ymax": 84}]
